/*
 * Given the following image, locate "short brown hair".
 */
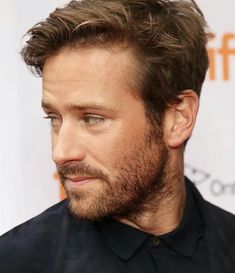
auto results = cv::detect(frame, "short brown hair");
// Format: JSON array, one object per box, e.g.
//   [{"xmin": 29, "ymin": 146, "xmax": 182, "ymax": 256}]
[{"xmin": 21, "ymin": 0, "xmax": 212, "ymax": 118}]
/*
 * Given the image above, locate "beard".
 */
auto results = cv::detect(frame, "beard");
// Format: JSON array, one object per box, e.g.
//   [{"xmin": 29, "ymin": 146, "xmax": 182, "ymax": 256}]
[{"xmin": 57, "ymin": 122, "xmax": 169, "ymax": 221}]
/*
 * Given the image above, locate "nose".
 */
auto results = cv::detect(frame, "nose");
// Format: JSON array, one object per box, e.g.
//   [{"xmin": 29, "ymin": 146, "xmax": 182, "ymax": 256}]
[{"xmin": 52, "ymin": 123, "xmax": 86, "ymax": 166}]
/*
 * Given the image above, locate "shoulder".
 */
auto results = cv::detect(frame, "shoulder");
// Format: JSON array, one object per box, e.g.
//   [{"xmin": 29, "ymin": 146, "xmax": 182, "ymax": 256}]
[
  {"xmin": 0, "ymin": 200, "xmax": 101, "ymax": 272},
  {"xmin": 0, "ymin": 200, "xmax": 68, "ymax": 240},
  {"xmin": 0, "ymin": 201, "xmax": 106, "ymax": 272},
  {"xmin": 187, "ymin": 177, "xmax": 235, "ymax": 235},
  {"xmin": 203, "ymin": 199, "xmax": 235, "ymax": 230},
  {"xmin": 0, "ymin": 201, "xmax": 69, "ymax": 266}
]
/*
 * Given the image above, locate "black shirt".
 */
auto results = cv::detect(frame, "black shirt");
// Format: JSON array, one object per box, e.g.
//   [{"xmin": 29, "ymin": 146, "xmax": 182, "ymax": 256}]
[
  {"xmin": 97, "ymin": 180, "xmax": 209, "ymax": 272},
  {"xmin": 0, "ymin": 179, "xmax": 209, "ymax": 273}
]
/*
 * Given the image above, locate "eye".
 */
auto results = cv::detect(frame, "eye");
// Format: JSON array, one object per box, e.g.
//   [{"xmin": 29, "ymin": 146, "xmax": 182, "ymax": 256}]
[
  {"xmin": 83, "ymin": 115, "xmax": 106, "ymax": 126},
  {"xmin": 43, "ymin": 115, "xmax": 61, "ymax": 128}
]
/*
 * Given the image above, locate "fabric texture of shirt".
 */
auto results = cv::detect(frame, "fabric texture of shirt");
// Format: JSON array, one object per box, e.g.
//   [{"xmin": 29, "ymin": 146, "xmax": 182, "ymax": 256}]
[
  {"xmin": 97, "ymin": 179, "xmax": 208, "ymax": 272},
  {"xmin": 1, "ymin": 177, "xmax": 235, "ymax": 273}
]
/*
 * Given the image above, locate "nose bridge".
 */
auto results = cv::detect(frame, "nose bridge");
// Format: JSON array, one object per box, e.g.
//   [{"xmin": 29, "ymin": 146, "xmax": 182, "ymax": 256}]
[{"xmin": 52, "ymin": 121, "xmax": 86, "ymax": 164}]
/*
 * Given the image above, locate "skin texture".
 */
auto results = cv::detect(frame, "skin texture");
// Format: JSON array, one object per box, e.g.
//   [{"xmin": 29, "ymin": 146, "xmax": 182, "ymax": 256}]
[{"xmin": 42, "ymin": 45, "xmax": 199, "ymax": 235}]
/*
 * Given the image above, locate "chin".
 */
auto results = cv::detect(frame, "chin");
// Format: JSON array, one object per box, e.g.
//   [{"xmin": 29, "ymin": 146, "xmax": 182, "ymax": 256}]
[{"xmin": 67, "ymin": 192, "xmax": 109, "ymax": 220}]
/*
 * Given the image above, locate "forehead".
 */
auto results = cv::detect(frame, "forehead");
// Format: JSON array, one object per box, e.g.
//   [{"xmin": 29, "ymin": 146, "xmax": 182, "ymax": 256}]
[
  {"xmin": 42, "ymin": 45, "xmax": 144, "ymax": 114},
  {"xmin": 42, "ymin": 45, "xmax": 139, "ymax": 92}
]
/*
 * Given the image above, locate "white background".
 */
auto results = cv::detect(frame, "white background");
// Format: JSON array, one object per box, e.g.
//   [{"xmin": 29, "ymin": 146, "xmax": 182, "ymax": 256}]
[{"xmin": 0, "ymin": 0, "xmax": 234, "ymax": 235}]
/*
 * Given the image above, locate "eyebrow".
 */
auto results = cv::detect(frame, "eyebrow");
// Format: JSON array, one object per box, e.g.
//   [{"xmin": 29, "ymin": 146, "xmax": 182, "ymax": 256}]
[{"xmin": 41, "ymin": 101, "xmax": 118, "ymax": 114}]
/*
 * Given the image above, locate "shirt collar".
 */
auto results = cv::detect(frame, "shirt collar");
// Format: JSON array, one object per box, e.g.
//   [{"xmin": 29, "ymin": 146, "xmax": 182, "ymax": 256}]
[
  {"xmin": 97, "ymin": 217, "xmax": 149, "ymax": 260},
  {"xmin": 159, "ymin": 179, "xmax": 204, "ymax": 258},
  {"xmin": 97, "ymin": 178, "xmax": 204, "ymax": 260}
]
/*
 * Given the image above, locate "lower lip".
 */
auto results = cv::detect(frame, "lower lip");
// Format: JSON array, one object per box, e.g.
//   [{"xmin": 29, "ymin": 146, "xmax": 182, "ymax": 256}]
[{"xmin": 66, "ymin": 178, "xmax": 96, "ymax": 188}]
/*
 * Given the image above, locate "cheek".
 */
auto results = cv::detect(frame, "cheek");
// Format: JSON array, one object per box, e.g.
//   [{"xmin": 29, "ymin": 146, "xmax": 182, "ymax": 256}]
[
  {"xmin": 88, "ymin": 134, "xmax": 128, "ymax": 164},
  {"xmin": 87, "ymin": 129, "xmax": 146, "ymax": 170}
]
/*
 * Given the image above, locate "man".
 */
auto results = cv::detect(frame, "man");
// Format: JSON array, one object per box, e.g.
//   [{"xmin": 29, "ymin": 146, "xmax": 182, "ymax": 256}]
[{"xmin": 0, "ymin": 0, "xmax": 235, "ymax": 272}]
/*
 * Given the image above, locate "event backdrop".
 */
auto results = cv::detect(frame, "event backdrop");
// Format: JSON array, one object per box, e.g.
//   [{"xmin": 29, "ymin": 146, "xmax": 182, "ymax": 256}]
[{"xmin": 0, "ymin": 0, "xmax": 234, "ymax": 235}]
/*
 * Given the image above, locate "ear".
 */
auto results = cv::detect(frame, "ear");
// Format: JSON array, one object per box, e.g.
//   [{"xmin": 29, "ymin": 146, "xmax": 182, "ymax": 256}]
[{"xmin": 163, "ymin": 90, "xmax": 199, "ymax": 148}]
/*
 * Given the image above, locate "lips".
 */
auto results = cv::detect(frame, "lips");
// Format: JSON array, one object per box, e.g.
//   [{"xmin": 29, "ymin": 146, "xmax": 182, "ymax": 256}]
[{"xmin": 65, "ymin": 176, "xmax": 96, "ymax": 188}]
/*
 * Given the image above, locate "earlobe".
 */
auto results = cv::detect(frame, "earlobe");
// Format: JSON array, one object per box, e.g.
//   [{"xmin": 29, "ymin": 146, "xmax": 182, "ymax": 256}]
[{"xmin": 164, "ymin": 90, "xmax": 199, "ymax": 148}]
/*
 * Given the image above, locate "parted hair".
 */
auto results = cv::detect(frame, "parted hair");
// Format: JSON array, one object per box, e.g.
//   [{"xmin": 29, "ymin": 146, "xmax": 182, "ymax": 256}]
[{"xmin": 21, "ymin": 0, "xmax": 212, "ymax": 117}]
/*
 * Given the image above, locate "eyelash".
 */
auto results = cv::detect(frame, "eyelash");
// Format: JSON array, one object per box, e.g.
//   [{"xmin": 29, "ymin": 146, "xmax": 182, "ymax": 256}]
[
  {"xmin": 43, "ymin": 115, "xmax": 60, "ymax": 127},
  {"xmin": 83, "ymin": 115, "xmax": 106, "ymax": 126},
  {"xmin": 43, "ymin": 115, "xmax": 106, "ymax": 127},
  {"xmin": 43, "ymin": 115, "xmax": 58, "ymax": 121}
]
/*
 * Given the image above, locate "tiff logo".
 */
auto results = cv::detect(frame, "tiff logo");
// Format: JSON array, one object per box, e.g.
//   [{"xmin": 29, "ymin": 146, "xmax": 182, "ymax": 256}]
[{"xmin": 207, "ymin": 33, "xmax": 235, "ymax": 81}]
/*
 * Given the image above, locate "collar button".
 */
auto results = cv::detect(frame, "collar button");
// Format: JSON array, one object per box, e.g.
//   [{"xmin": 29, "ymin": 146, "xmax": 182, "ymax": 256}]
[{"xmin": 152, "ymin": 237, "xmax": 160, "ymax": 246}]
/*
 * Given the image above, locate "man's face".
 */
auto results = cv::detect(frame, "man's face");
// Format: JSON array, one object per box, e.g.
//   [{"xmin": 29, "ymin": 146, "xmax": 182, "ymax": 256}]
[{"xmin": 42, "ymin": 45, "xmax": 169, "ymax": 220}]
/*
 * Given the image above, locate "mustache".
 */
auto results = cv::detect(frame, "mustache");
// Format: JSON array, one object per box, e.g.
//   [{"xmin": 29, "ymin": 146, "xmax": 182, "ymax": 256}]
[{"xmin": 57, "ymin": 162, "xmax": 109, "ymax": 183}]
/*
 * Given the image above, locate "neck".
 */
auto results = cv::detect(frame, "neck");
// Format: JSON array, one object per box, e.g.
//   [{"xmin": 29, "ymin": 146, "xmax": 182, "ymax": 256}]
[{"xmin": 115, "ymin": 156, "xmax": 186, "ymax": 236}]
